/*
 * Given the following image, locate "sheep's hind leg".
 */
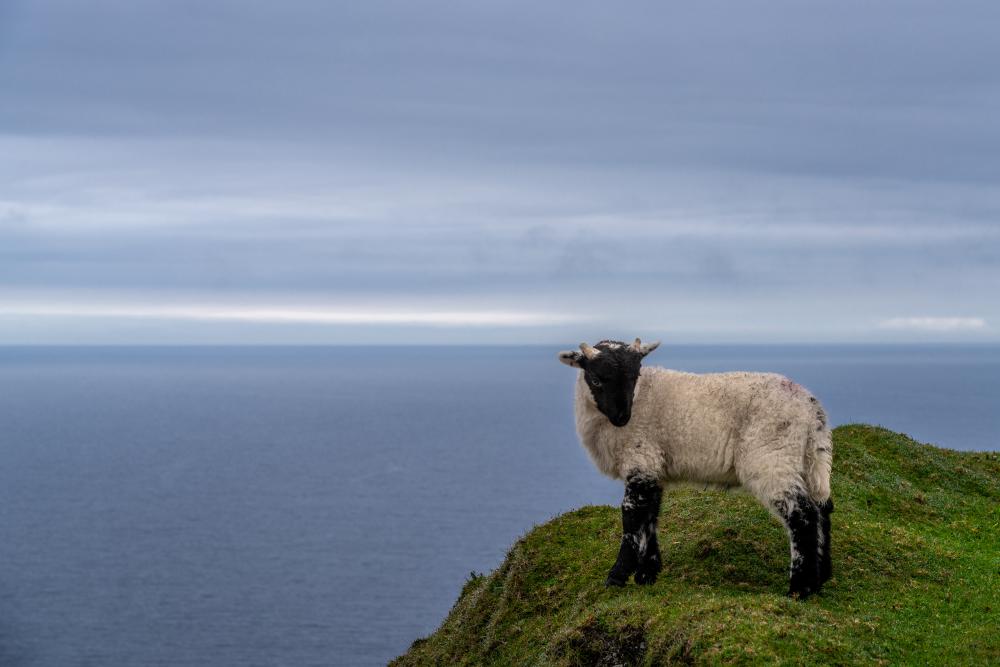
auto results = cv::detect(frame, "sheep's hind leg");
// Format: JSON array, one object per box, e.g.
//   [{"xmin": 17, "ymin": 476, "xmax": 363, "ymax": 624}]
[
  {"xmin": 606, "ymin": 471, "xmax": 662, "ymax": 587},
  {"xmin": 818, "ymin": 498, "xmax": 833, "ymax": 585},
  {"xmin": 774, "ymin": 492, "xmax": 821, "ymax": 599}
]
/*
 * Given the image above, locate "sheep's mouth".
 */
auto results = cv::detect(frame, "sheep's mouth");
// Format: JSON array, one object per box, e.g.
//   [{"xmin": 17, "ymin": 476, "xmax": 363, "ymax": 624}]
[{"xmin": 609, "ymin": 414, "xmax": 631, "ymax": 427}]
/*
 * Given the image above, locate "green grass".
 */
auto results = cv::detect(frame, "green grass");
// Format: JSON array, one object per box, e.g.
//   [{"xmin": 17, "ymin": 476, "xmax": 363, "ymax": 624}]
[{"xmin": 392, "ymin": 425, "xmax": 1000, "ymax": 666}]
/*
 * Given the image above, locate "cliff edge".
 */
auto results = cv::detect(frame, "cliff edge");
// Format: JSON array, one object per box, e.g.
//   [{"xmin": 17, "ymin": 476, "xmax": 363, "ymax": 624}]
[{"xmin": 393, "ymin": 425, "xmax": 998, "ymax": 665}]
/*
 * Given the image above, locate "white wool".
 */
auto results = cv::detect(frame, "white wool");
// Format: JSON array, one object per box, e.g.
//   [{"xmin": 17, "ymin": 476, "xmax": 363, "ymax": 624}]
[{"xmin": 572, "ymin": 366, "xmax": 832, "ymax": 508}]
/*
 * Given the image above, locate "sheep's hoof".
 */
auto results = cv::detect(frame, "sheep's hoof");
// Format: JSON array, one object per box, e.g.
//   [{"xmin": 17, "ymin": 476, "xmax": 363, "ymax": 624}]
[
  {"xmin": 605, "ymin": 574, "xmax": 628, "ymax": 587},
  {"xmin": 634, "ymin": 553, "xmax": 661, "ymax": 585},
  {"xmin": 634, "ymin": 563, "xmax": 660, "ymax": 585},
  {"xmin": 634, "ymin": 570, "xmax": 657, "ymax": 585}
]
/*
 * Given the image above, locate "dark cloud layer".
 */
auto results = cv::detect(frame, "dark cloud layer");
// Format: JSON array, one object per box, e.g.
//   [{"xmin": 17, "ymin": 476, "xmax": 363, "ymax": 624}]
[{"xmin": 1, "ymin": 1, "xmax": 998, "ymax": 342}]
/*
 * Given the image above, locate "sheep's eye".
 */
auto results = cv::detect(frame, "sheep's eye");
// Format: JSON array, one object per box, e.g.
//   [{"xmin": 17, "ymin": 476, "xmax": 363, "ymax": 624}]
[{"xmin": 590, "ymin": 376, "xmax": 602, "ymax": 387}]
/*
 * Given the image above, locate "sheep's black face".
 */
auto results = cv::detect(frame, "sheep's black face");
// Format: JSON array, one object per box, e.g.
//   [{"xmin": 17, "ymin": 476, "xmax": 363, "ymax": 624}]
[
  {"xmin": 558, "ymin": 338, "xmax": 660, "ymax": 428},
  {"xmin": 584, "ymin": 343, "xmax": 642, "ymax": 426}
]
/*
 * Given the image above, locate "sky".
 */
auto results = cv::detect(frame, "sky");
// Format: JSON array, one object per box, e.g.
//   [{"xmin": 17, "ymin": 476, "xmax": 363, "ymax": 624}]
[{"xmin": 1, "ymin": 1, "xmax": 998, "ymax": 344}]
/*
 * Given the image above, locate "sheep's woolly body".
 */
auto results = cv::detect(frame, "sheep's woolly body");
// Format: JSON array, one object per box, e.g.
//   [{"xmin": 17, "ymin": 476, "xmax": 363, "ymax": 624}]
[{"xmin": 574, "ymin": 366, "xmax": 832, "ymax": 509}]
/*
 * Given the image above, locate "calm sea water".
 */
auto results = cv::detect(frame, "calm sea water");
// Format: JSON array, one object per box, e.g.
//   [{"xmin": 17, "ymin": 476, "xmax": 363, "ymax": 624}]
[{"xmin": 0, "ymin": 345, "xmax": 997, "ymax": 666}]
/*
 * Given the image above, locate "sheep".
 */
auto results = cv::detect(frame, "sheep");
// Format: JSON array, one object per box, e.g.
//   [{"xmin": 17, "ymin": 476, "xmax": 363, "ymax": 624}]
[{"xmin": 558, "ymin": 338, "xmax": 833, "ymax": 598}]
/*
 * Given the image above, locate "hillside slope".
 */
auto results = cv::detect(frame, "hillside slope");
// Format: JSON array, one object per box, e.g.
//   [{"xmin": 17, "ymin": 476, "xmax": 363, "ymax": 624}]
[{"xmin": 392, "ymin": 425, "xmax": 999, "ymax": 665}]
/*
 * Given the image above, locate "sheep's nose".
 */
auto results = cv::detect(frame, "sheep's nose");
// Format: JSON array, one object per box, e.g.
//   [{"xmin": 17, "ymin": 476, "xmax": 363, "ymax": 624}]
[{"xmin": 612, "ymin": 412, "xmax": 631, "ymax": 427}]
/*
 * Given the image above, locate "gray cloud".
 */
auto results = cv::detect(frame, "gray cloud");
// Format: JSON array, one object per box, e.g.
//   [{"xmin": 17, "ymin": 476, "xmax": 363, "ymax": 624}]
[{"xmin": 1, "ymin": 1, "xmax": 998, "ymax": 342}]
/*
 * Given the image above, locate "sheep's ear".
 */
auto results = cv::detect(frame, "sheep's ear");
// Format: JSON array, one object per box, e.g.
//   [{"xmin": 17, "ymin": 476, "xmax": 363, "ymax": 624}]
[
  {"xmin": 631, "ymin": 338, "xmax": 661, "ymax": 357},
  {"xmin": 558, "ymin": 350, "xmax": 584, "ymax": 368}
]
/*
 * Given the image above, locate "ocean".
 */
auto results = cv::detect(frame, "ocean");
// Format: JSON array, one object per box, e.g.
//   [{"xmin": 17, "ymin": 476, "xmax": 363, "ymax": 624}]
[{"xmin": 0, "ymin": 345, "xmax": 997, "ymax": 666}]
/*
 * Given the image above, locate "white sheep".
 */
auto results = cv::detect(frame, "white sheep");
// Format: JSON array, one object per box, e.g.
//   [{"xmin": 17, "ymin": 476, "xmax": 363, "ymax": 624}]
[{"xmin": 559, "ymin": 338, "xmax": 833, "ymax": 598}]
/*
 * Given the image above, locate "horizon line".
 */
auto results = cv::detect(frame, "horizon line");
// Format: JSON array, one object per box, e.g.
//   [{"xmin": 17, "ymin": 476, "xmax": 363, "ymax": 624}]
[{"xmin": 2, "ymin": 341, "xmax": 998, "ymax": 348}]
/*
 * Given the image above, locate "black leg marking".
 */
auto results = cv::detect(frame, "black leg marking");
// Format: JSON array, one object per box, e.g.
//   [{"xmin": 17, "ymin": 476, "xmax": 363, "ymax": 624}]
[
  {"xmin": 777, "ymin": 492, "xmax": 820, "ymax": 599},
  {"xmin": 607, "ymin": 472, "xmax": 662, "ymax": 587},
  {"xmin": 818, "ymin": 498, "xmax": 833, "ymax": 585}
]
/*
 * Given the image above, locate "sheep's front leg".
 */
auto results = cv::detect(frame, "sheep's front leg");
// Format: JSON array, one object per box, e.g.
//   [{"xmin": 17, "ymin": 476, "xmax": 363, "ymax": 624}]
[{"xmin": 606, "ymin": 471, "xmax": 662, "ymax": 587}]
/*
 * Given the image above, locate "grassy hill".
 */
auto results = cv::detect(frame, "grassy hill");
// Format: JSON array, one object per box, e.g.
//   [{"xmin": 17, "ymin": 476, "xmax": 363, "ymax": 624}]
[{"xmin": 392, "ymin": 425, "xmax": 999, "ymax": 665}]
